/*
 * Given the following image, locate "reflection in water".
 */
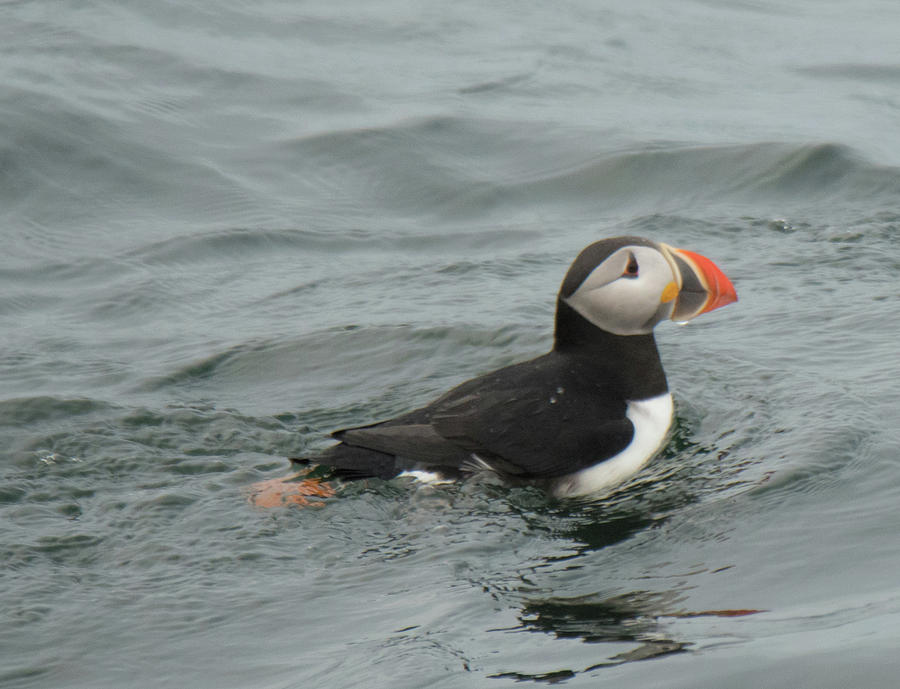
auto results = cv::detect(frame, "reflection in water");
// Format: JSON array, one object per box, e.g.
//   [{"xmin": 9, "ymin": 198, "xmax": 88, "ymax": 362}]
[
  {"xmin": 486, "ymin": 416, "xmax": 762, "ymax": 683},
  {"xmin": 245, "ymin": 413, "xmax": 762, "ymax": 683},
  {"xmin": 490, "ymin": 591, "xmax": 761, "ymax": 683}
]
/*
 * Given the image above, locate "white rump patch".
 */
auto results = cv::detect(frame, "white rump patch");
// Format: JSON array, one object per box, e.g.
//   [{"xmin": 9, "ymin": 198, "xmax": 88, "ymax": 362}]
[{"xmin": 398, "ymin": 469, "xmax": 453, "ymax": 485}]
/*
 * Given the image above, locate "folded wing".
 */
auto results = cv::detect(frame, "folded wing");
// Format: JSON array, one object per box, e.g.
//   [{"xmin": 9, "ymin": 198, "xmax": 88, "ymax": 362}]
[{"xmin": 329, "ymin": 353, "xmax": 635, "ymax": 481}]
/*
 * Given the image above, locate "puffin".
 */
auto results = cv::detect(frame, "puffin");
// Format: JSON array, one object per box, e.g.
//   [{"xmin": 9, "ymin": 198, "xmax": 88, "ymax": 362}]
[{"xmin": 285, "ymin": 236, "xmax": 736, "ymax": 501}]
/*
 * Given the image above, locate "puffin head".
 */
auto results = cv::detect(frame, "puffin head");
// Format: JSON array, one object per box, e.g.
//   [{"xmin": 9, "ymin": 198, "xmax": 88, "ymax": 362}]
[{"xmin": 559, "ymin": 236, "xmax": 737, "ymax": 336}]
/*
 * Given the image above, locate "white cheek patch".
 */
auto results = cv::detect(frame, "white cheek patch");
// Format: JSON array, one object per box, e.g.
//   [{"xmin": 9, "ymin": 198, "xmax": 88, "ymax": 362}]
[
  {"xmin": 564, "ymin": 246, "xmax": 676, "ymax": 336},
  {"xmin": 566, "ymin": 280, "xmax": 656, "ymax": 336}
]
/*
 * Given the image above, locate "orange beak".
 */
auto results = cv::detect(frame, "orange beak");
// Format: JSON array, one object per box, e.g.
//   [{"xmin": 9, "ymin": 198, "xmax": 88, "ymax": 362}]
[{"xmin": 661, "ymin": 245, "xmax": 738, "ymax": 322}]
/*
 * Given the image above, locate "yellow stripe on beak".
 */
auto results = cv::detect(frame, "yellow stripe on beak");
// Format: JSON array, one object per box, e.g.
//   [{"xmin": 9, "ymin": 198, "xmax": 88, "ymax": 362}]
[{"xmin": 660, "ymin": 281, "xmax": 679, "ymax": 303}]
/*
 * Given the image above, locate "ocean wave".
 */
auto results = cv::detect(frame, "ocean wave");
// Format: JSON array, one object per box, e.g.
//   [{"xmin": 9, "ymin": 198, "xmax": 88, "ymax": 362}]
[{"xmin": 259, "ymin": 116, "xmax": 900, "ymax": 220}]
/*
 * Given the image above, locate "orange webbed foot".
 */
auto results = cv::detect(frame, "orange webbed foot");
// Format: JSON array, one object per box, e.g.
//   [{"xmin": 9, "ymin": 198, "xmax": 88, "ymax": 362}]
[{"xmin": 246, "ymin": 473, "xmax": 336, "ymax": 508}]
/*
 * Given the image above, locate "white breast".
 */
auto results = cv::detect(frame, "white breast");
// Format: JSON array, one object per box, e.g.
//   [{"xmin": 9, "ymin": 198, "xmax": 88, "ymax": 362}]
[{"xmin": 551, "ymin": 392, "xmax": 673, "ymax": 499}]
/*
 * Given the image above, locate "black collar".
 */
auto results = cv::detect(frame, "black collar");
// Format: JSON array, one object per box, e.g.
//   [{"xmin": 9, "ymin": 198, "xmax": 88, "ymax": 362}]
[{"xmin": 553, "ymin": 299, "xmax": 668, "ymax": 400}]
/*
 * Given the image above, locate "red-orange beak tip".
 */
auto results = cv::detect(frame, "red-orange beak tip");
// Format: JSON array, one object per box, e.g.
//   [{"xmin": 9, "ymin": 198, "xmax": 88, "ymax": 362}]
[{"xmin": 675, "ymin": 248, "xmax": 737, "ymax": 315}]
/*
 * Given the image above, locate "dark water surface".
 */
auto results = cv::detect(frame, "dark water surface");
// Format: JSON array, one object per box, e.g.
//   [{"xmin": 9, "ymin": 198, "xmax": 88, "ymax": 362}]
[{"xmin": 3, "ymin": 1, "xmax": 900, "ymax": 687}]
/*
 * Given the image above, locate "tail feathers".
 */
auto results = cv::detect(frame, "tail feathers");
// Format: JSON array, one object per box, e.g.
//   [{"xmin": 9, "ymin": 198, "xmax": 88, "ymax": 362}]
[
  {"xmin": 248, "ymin": 444, "xmax": 403, "ymax": 508},
  {"xmin": 288, "ymin": 445, "xmax": 399, "ymax": 480},
  {"xmin": 314, "ymin": 443, "xmax": 400, "ymax": 480}
]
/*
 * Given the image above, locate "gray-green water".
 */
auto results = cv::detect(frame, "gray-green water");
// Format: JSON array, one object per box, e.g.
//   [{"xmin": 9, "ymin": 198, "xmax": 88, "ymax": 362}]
[{"xmin": 3, "ymin": 2, "xmax": 900, "ymax": 687}]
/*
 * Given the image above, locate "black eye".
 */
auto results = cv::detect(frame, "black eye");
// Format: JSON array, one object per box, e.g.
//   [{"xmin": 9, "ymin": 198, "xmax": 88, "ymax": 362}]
[{"xmin": 623, "ymin": 253, "xmax": 639, "ymax": 278}]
